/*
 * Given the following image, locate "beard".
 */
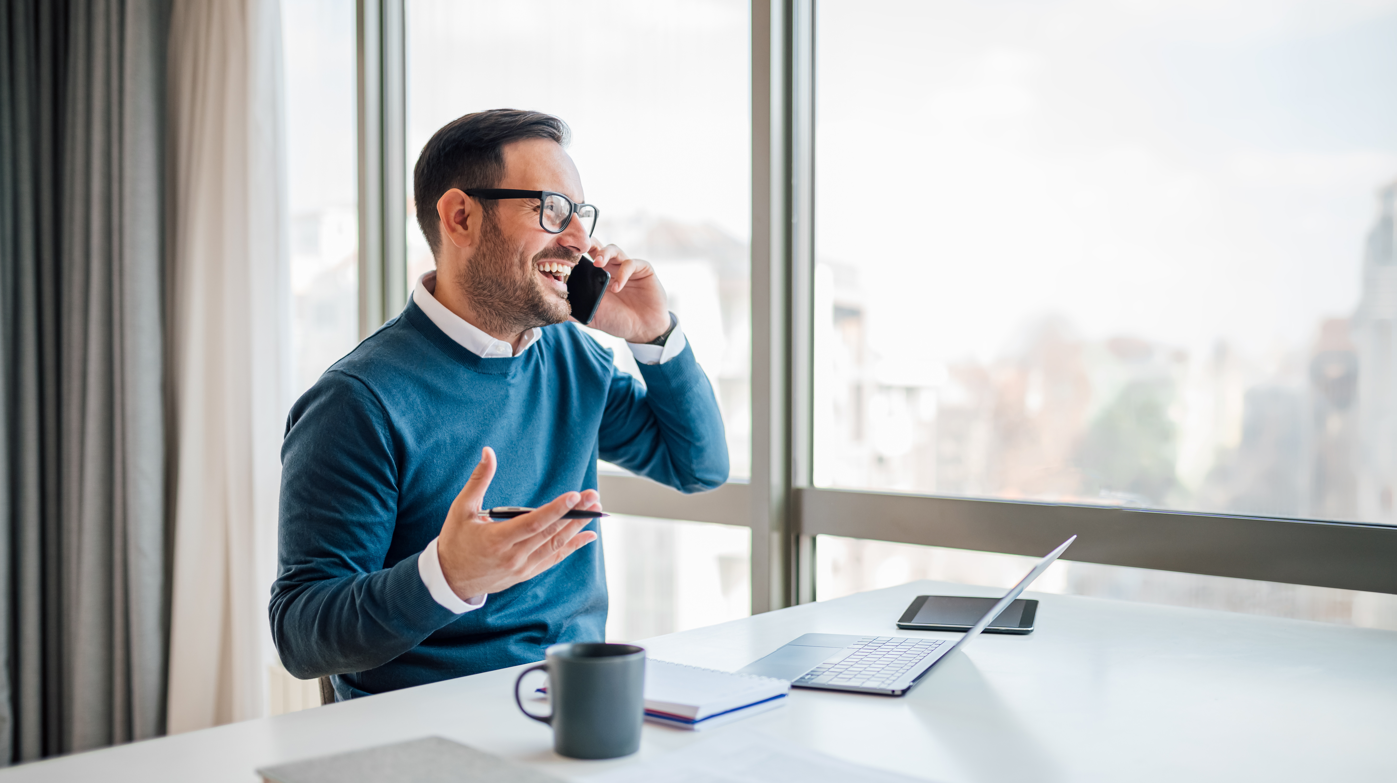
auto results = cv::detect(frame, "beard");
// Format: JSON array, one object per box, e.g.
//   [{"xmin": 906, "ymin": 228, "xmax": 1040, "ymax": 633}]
[{"xmin": 459, "ymin": 211, "xmax": 574, "ymax": 336}]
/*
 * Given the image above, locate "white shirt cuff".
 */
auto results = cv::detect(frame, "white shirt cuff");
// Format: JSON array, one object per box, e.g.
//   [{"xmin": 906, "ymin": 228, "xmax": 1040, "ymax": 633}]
[
  {"xmin": 627, "ymin": 313, "xmax": 686, "ymax": 365},
  {"xmin": 418, "ymin": 537, "xmax": 487, "ymax": 614}
]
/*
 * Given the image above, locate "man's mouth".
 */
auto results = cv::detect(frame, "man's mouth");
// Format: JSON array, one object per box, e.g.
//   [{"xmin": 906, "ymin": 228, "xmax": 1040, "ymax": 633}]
[{"xmin": 536, "ymin": 261, "xmax": 573, "ymax": 291}]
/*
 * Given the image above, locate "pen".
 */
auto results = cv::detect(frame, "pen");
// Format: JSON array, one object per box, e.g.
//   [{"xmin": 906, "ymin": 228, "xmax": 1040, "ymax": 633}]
[{"xmin": 485, "ymin": 506, "xmax": 608, "ymax": 520}]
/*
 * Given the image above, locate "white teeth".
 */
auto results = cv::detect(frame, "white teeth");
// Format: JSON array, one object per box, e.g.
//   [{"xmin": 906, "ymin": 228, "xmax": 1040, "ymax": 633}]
[{"xmin": 537, "ymin": 262, "xmax": 571, "ymax": 281}]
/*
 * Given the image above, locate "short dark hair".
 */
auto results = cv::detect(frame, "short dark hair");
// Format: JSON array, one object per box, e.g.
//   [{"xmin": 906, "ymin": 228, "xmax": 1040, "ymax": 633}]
[{"xmin": 412, "ymin": 109, "xmax": 571, "ymax": 256}]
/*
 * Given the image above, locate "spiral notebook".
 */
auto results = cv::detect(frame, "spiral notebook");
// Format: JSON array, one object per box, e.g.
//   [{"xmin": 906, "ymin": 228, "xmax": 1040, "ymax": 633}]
[{"xmin": 643, "ymin": 660, "xmax": 790, "ymax": 730}]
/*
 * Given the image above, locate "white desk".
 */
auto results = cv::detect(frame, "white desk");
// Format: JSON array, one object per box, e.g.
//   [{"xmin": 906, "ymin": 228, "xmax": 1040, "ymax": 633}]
[{"xmin": 7, "ymin": 580, "xmax": 1397, "ymax": 782}]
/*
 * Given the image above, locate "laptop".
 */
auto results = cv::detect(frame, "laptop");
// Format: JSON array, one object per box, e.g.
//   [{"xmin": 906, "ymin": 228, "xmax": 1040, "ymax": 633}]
[{"xmin": 737, "ymin": 535, "xmax": 1076, "ymax": 696}]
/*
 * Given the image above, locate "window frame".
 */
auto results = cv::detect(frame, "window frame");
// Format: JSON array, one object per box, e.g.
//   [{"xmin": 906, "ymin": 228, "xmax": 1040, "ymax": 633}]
[
  {"xmin": 360, "ymin": 0, "xmax": 1397, "ymax": 614},
  {"xmin": 357, "ymin": 0, "xmax": 407, "ymax": 339}
]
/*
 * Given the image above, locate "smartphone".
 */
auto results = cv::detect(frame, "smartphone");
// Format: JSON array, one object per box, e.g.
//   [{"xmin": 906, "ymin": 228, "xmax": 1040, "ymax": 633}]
[
  {"xmin": 896, "ymin": 595, "xmax": 1039, "ymax": 634},
  {"xmin": 566, "ymin": 255, "xmax": 611, "ymax": 325}
]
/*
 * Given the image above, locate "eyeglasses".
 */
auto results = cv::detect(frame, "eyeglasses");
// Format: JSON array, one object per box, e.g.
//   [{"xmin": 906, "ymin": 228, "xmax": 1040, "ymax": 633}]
[{"xmin": 464, "ymin": 189, "xmax": 599, "ymax": 237}]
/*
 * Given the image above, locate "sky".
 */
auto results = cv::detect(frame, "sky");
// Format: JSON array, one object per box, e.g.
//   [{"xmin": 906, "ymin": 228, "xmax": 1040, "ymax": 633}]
[{"xmin": 816, "ymin": 0, "xmax": 1397, "ymax": 371}]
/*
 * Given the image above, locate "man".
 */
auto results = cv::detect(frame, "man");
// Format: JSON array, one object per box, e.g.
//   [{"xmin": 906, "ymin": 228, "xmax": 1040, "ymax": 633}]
[{"xmin": 270, "ymin": 109, "xmax": 728, "ymax": 700}]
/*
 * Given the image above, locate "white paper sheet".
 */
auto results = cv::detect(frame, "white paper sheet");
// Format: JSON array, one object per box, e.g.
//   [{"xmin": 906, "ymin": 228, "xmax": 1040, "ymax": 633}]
[{"xmin": 576, "ymin": 731, "xmax": 934, "ymax": 783}]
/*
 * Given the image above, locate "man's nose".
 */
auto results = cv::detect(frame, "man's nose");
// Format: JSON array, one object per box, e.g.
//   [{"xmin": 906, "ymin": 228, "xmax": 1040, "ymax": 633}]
[{"xmin": 557, "ymin": 211, "xmax": 590, "ymax": 253}]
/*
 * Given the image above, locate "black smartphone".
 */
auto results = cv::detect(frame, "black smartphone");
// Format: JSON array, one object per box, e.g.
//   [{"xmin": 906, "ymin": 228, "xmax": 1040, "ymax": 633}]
[
  {"xmin": 566, "ymin": 255, "xmax": 611, "ymax": 325},
  {"xmin": 896, "ymin": 595, "xmax": 1039, "ymax": 634}
]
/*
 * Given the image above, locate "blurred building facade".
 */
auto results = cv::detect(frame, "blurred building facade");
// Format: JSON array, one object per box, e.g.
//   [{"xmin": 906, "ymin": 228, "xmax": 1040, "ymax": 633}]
[
  {"xmin": 1353, "ymin": 182, "xmax": 1396, "ymax": 524},
  {"xmin": 814, "ymin": 181, "xmax": 1397, "ymax": 529}
]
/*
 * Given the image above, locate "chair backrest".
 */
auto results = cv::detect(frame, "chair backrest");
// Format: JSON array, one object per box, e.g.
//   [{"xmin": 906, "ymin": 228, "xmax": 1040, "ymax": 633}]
[{"xmin": 318, "ymin": 676, "xmax": 335, "ymax": 706}]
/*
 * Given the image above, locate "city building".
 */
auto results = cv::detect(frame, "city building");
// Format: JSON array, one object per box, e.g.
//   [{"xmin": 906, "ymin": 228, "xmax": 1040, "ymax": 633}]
[{"xmin": 1353, "ymin": 182, "xmax": 1397, "ymax": 524}]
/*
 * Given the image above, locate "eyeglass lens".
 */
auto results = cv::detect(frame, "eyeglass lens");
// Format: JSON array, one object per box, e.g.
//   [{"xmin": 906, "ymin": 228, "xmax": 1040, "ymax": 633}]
[{"xmin": 541, "ymin": 193, "xmax": 597, "ymax": 236}]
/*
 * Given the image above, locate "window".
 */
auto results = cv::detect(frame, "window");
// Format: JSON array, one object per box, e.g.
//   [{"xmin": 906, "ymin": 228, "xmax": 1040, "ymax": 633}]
[
  {"xmin": 333, "ymin": 0, "xmax": 1396, "ymax": 647},
  {"xmin": 603, "ymin": 516, "xmax": 751, "ymax": 642},
  {"xmin": 405, "ymin": 0, "xmax": 753, "ymax": 478},
  {"xmin": 284, "ymin": 0, "xmax": 359, "ymax": 397},
  {"xmin": 274, "ymin": 0, "xmax": 361, "ymax": 715},
  {"xmin": 812, "ymin": 0, "xmax": 1397, "ymax": 527}
]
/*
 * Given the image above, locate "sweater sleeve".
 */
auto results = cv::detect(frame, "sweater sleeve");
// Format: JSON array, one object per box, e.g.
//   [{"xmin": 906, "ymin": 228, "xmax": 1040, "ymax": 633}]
[
  {"xmin": 597, "ymin": 338, "xmax": 730, "ymax": 493},
  {"xmin": 269, "ymin": 371, "xmax": 460, "ymax": 680}
]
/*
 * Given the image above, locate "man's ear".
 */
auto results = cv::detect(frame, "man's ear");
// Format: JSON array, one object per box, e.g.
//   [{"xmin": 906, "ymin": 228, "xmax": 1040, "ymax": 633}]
[{"xmin": 436, "ymin": 188, "xmax": 475, "ymax": 252}]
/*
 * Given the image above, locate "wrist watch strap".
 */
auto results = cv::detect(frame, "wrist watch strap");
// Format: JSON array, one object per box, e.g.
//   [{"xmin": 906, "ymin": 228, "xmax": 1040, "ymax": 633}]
[{"xmin": 646, "ymin": 312, "xmax": 678, "ymax": 346}]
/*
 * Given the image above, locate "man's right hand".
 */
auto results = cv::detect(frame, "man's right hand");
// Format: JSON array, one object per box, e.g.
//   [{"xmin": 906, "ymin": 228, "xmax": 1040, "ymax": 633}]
[{"xmin": 436, "ymin": 446, "xmax": 600, "ymax": 601}]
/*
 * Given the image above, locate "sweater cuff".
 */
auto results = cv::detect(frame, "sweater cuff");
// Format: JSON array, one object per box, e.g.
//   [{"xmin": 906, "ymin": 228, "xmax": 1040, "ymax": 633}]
[
  {"xmin": 633, "ymin": 335, "xmax": 703, "ymax": 389},
  {"xmin": 418, "ymin": 537, "xmax": 487, "ymax": 614}
]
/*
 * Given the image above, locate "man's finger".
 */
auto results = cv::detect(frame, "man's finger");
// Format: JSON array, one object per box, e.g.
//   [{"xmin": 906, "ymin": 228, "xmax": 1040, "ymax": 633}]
[
  {"xmin": 523, "ymin": 529, "xmax": 598, "ymax": 579},
  {"xmin": 611, "ymin": 258, "xmax": 637, "ymax": 292},
  {"xmin": 515, "ymin": 514, "xmax": 592, "ymax": 559},
  {"xmin": 496, "ymin": 491, "xmax": 580, "ymax": 543},
  {"xmin": 577, "ymin": 488, "xmax": 601, "ymax": 510},
  {"xmin": 587, "ymin": 243, "xmax": 616, "ymax": 267},
  {"xmin": 452, "ymin": 446, "xmax": 497, "ymax": 518}
]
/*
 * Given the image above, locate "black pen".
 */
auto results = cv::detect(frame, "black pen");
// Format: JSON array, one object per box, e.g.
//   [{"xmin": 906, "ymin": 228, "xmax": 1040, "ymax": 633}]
[{"xmin": 485, "ymin": 506, "xmax": 608, "ymax": 520}]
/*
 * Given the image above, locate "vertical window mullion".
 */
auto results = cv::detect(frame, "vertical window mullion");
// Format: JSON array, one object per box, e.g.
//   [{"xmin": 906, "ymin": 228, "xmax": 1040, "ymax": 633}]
[
  {"xmin": 750, "ymin": 0, "xmax": 793, "ymax": 613},
  {"xmin": 356, "ymin": 0, "xmax": 407, "ymax": 339},
  {"xmin": 790, "ymin": 0, "xmax": 817, "ymax": 605},
  {"xmin": 751, "ymin": 0, "xmax": 816, "ymax": 613}
]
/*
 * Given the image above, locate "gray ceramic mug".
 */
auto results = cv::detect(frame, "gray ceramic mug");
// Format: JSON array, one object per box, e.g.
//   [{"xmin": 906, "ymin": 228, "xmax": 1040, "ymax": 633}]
[{"xmin": 514, "ymin": 643, "xmax": 646, "ymax": 760}]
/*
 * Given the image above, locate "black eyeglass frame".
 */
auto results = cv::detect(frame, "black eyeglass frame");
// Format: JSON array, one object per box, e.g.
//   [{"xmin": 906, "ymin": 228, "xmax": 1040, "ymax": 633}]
[{"xmin": 464, "ymin": 189, "xmax": 600, "ymax": 237}]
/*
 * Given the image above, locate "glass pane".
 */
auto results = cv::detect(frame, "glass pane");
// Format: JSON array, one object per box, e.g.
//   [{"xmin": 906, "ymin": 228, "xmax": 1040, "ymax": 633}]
[
  {"xmin": 273, "ymin": 0, "xmax": 360, "ymax": 716},
  {"xmin": 405, "ymin": 0, "xmax": 753, "ymax": 478},
  {"xmin": 602, "ymin": 516, "xmax": 752, "ymax": 642},
  {"xmin": 282, "ymin": 0, "xmax": 360, "ymax": 397},
  {"xmin": 814, "ymin": 0, "xmax": 1397, "ymax": 525},
  {"xmin": 284, "ymin": 0, "xmax": 359, "ymax": 398},
  {"xmin": 541, "ymin": 193, "xmax": 570, "ymax": 233},
  {"xmin": 816, "ymin": 535, "xmax": 1397, "ymax": 631}
]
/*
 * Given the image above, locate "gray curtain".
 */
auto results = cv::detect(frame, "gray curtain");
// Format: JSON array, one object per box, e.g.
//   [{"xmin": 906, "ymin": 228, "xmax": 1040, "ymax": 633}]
[{"xmin": 1, "ymin": 0, "xmax": 169, "ymax": 763}]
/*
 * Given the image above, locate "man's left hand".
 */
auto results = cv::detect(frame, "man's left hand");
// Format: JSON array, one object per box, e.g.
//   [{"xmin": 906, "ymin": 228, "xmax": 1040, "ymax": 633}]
[{"xmin": 581, "ymin": 242, "xmax": 671, "ymax": 343}]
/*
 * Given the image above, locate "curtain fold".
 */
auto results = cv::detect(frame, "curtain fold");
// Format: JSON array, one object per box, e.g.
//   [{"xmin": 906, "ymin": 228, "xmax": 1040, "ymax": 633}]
[
  {"xmin": 164, "ymin": 0, "xmax": 290, "ymax": 733},
  {"xmin": 2, "ymin": 0, "xmax": 287, "ymax": 755},
  {"xmin": 1, "ymin": 0, "xmax": 170, "ymax": 763}
]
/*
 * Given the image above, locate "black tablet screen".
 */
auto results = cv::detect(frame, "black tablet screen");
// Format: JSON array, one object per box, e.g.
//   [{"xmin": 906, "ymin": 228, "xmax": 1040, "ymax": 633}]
[{"xmin": 913, "ymin": 596, "xmax": 1029, "ymax": 627}]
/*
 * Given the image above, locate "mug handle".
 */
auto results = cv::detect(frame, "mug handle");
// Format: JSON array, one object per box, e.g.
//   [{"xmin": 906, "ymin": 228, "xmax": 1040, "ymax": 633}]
[{"xmin": 514, "ymin": 663, "xmax": 551, "ymax": 725}]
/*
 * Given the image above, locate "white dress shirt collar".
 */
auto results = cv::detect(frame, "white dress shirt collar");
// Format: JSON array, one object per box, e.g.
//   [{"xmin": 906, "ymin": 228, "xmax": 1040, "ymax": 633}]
[{"xmin": 412, "ymin": 271, "xmax": 541, "ymax": 358}]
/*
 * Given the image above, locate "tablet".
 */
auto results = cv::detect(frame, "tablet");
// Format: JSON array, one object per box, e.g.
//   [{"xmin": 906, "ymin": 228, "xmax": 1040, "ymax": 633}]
[{"xmin": 896, "ymin": 595, "xmax": 1038, "ymax": 634}]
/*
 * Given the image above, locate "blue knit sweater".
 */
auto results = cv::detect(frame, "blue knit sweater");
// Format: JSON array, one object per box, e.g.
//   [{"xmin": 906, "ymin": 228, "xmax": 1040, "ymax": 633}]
[{"xmin": 270, "ymin": 299, "xmax": 728, "ymax": 699}]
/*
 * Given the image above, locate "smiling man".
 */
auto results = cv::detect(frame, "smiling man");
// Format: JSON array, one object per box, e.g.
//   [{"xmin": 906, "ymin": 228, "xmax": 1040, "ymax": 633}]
[{"xmin": 270, "ymin": 109, "xmax": 728, "ymax": 701}]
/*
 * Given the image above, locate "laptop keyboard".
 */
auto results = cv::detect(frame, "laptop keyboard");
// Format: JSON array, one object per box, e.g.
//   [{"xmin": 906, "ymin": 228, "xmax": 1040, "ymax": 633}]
[{"xmin": 794, "ymin": 636, "xmax": 947, "ymax": 690}]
